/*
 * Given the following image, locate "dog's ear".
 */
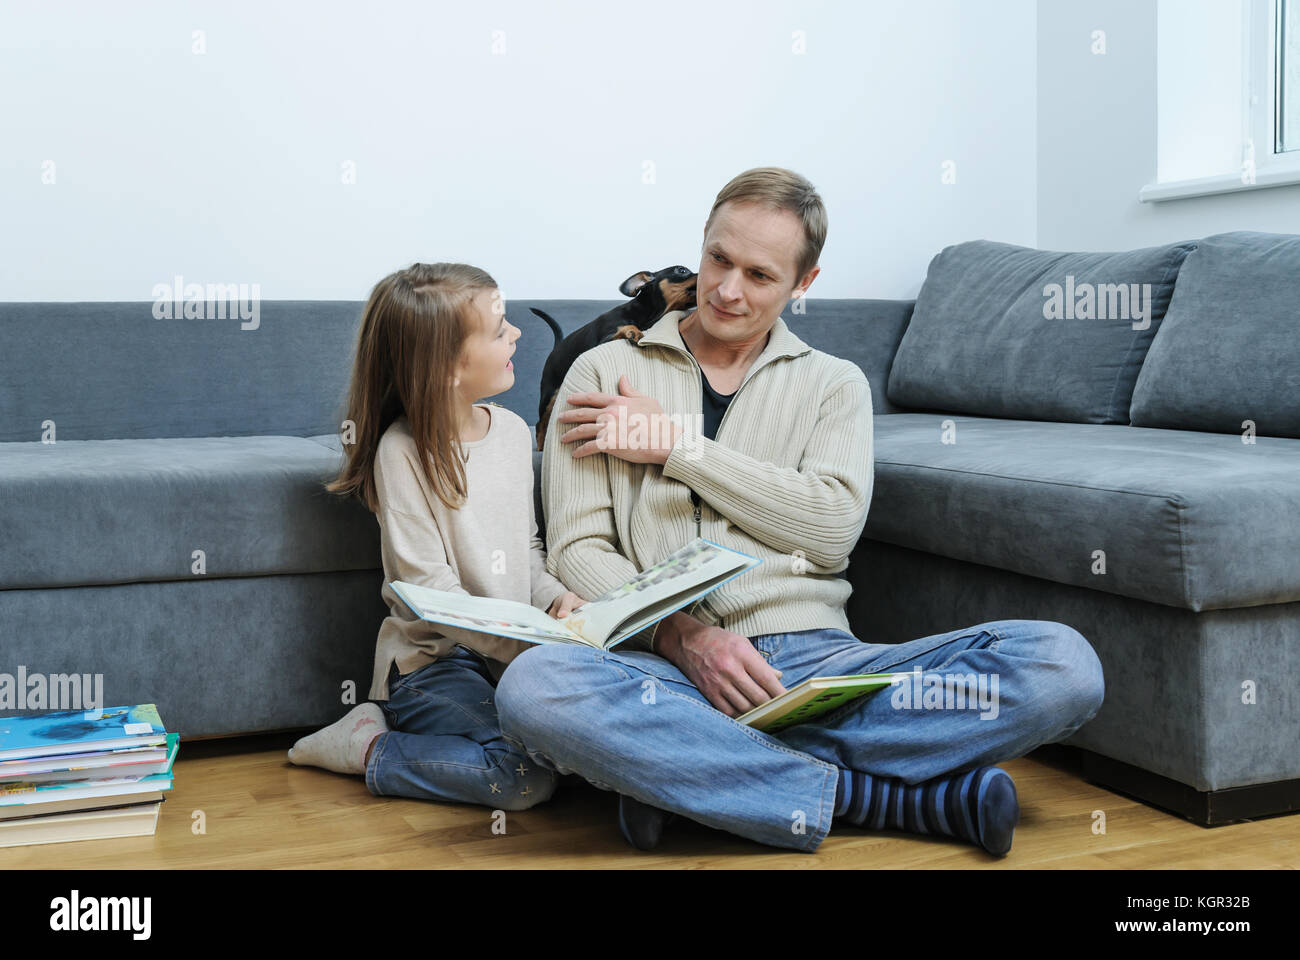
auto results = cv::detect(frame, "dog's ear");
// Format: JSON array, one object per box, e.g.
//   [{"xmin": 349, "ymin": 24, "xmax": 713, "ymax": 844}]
[{"xmin": 619, "ymin": 271, "xmax": 654, "ymax": 298}]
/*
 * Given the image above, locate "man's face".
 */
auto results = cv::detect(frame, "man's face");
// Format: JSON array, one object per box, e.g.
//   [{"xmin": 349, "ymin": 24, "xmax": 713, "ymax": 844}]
[{"xmin": 694, "ymin": 199, "xmax": 819, "ymax": 346}]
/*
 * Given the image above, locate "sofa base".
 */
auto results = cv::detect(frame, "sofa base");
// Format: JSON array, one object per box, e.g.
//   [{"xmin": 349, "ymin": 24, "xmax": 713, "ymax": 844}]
[
  {"xmin": 847, "ymin": 539, "xmax": 1300, "ymax": 798},
  {"xmin": 1034, "ymin": 743, "xmax": 1300, "ymax": 826},
  {"xmin": 1076, "ymin": 747, "xmax": 1300, "ymax": 826},
  {"xmin": 0, "ymin": 570, "xmax": 387, "ymax": 738}
]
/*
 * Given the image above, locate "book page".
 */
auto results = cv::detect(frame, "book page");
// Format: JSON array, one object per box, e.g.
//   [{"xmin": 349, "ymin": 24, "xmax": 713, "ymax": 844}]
[
  {"xmin": 560, "ymin": 539, "xmax": 759, "ymax": 645},
  {"xmin": 392, "ymin": 582, "xmax": 588, "ymax": 646},
  {"xmin": 599, "ymin": 566, "xmax": 752, "ymax": 647}
]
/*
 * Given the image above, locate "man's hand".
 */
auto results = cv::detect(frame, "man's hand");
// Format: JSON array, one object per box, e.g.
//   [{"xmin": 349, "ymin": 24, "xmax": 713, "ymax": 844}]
[
  {"xmin": 557, "ymin": 374, "xmax": 682, "ymax": 466},
  {"xmin": 656, "ymin": 613, "xmax": 786, "ymax": 717},
  {"xmin": 546, "ymin": 592, "xmax": 587, "ymax": 619}
]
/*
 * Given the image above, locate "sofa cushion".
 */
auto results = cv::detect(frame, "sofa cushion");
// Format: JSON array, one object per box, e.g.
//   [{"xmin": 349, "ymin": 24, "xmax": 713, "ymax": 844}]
[
  {"xmin": 1129, "ymin": 231, "xmax": 1300, "ymax": 438},
  {"xmin": 0, "ymin": 299, "xmax": 624, "ymax": 443},
  {"xmin": 865, "ymin": 414, "xmax": 1300, "ymax": 611},
  {"xmin": 0, "ymin": 434, "xmax": 378, "ymax": 590},
  {"xmin": 886, "ymin": 239, "xmax": 1196, "ymax": 424},
  {"xmin": 779, "ymin": 299, "xmax": 915, "ymax": 415},
  {"xmin": 0, "ymin": 301, "xmax": 368, "ymax": 443}
]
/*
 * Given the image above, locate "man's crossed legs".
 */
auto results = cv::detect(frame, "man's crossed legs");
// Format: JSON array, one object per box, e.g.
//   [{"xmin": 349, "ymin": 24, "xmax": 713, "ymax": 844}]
[{"xmin": 495, "ymin": 620, "xmax": 1105, "ymax": 853}]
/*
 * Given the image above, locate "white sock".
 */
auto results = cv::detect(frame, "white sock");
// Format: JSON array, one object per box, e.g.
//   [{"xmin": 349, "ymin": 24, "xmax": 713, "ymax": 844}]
[{"xmin": 287, "ymin": 703, "xmax": 388, "ymax": 775}]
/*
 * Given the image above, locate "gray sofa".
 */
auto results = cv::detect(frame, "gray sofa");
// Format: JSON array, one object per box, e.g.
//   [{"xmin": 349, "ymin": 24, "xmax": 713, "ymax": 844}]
[
  {"xmin": 846, "ymin": 231, "xmax": 1300, "ymax": 826},
  {"xmin": 1, "ymin": 230, "xmax": 1295, "ymax": 826}
]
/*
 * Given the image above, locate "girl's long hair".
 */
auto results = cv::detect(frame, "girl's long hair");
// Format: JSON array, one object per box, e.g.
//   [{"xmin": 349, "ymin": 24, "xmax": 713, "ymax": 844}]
[{"xmin": 326, "ymin": 262, "xmax": 498, "ymax": 513}]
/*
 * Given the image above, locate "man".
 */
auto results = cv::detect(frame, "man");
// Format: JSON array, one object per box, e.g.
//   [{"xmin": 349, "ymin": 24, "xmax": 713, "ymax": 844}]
[{"xmin": 496, "ymin": 167, "xmax": 1104, "ymax": 855}]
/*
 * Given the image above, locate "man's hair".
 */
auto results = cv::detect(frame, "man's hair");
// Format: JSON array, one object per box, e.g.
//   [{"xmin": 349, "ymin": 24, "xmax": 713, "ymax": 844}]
[{"xmin": 703, "ymin": 167, "xmax": 827, "ymax": 284}]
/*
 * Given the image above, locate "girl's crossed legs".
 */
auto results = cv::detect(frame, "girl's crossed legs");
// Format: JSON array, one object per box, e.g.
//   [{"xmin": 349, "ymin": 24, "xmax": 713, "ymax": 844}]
[{"xmin": 366, "ymin": 646, "xmax": 558, "ymax": 811}]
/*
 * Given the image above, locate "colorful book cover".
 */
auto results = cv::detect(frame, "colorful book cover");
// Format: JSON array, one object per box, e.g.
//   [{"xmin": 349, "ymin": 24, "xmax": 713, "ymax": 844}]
[
  {"xmin": 0, "ymin": 705, "xmax": 166, "ymax": 761},
  {"xmin": 738, "ymin": 676, "xmax": 903, "ymax": 733}
]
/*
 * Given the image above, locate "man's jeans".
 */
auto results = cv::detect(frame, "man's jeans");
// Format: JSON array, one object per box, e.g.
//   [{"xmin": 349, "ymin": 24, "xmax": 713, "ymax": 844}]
[
  {"xmin": 365, "ymin": 645, "xmax": 559, "ymax": 811},
  {"xmin": 495, "ymin": 620, "xmax": 1105, "ymax": 852}
]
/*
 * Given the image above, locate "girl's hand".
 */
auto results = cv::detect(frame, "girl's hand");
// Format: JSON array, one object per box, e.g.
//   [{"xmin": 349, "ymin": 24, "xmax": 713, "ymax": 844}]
[{"xmin": 546, "ymin": 591, "xmax": 588, "ymax": 619}]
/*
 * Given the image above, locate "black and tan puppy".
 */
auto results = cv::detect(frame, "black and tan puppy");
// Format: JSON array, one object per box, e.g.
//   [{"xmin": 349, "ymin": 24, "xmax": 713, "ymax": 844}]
[{"xmin": 530, "ymin": 265, "xmax": 697, "ymax": 451}]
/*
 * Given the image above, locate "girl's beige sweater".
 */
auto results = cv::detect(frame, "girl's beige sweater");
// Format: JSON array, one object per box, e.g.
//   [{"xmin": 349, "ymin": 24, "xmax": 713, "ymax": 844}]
[{"xmin": 368, "ymin": 406, "xmax": 569, "ymax": 700}]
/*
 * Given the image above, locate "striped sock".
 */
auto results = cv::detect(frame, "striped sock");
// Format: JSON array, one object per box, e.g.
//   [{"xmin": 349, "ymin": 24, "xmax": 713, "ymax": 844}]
[{"xmin": 834, "ymin": 765, "xmax": 1019, "ymax": 856}]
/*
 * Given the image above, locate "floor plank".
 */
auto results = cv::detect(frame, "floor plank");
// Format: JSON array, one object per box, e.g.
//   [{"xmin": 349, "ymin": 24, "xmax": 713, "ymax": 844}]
[{"xmin": 3, "ymin": 733, "xmax": 1296, "ymax": 869}]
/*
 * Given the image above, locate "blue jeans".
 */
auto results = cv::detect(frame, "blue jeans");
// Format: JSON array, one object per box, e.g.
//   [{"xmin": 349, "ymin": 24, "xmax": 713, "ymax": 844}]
[
  {"xmin": 365, "ymin": 645, "xmax": 558, "ymax": 811},
  {"xmin": 494, "ymin": 620, "xmax": 1104, "ymax": 852}
]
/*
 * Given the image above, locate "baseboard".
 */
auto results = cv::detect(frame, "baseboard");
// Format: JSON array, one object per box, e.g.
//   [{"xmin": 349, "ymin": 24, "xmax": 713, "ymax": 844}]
[
  {"xmin": 176, "ymin": 728, "xmax": 311, "ymax": 759},
  {"xmin": 1043, "ymin": 744, "xmax": 1300, "ymax": 826}
]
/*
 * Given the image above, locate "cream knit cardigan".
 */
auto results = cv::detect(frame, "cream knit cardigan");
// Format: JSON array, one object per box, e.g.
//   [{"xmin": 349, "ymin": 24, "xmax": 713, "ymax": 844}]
[{"xmin": 540, "ymin": 308, "xmax": 874, "ymax": 651}]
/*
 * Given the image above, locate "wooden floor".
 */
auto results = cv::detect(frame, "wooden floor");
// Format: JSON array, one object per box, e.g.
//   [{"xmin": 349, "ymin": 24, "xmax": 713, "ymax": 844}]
[{"xmin": 4, "ymin": 733, "xmax": 1297, "ymax": 869}]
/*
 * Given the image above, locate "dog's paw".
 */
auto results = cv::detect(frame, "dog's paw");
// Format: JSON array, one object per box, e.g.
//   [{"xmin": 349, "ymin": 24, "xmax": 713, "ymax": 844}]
[{"xmin": 612, "ymin": 324, "xmax": 645, "ymax": 343}]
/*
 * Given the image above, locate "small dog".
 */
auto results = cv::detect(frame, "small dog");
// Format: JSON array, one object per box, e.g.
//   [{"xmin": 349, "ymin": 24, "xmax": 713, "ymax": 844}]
[{"xmin": 530, "ymin": 266, "xmax": 697, "ymax": 450}]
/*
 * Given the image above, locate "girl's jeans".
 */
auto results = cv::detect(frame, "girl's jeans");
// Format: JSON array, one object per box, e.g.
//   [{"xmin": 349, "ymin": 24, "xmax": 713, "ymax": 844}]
[
  {"xmin": 365, "ymin": 645, "xmax": 558, "ymax": 811},
  {"xmin": 494, "ymin": 620, "xmax": 1105, "ymax": 852}
]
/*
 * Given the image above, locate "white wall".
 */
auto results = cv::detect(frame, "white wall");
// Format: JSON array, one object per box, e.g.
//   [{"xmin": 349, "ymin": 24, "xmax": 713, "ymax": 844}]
[
  {"xmin": 0, "ymin": 0, "xmax": 1037, "ymax": 302},
  {"xmin": 1037, "ymin": 0, "xmax": 1300, "ymax": 251}
]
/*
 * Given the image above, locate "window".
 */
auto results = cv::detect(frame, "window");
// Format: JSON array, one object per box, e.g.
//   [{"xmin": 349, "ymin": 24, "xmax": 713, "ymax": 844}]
[
  {"xmin": 1144, "ymin": 0, "xmax": 1300, "ymax": 200},
  {"xmin": 1279, "ymin": 0, "xmax": 1299, "ymax": 152}
]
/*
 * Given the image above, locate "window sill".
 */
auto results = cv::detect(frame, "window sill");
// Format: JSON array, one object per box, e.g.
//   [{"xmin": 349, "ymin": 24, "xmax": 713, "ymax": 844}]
[{"xmin": 1139, "ymin": 163, "xmax": 1300, "ymax": 202}]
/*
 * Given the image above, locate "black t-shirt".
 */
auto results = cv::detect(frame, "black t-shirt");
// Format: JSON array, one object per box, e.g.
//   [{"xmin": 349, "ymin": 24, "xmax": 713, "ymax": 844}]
[
  {"xmin": 684, "ymin": 344, "xmax": 736, "ymax": 512},
  {"xmin": 699, "ymin": 368, "xmax": 736, "ymax": 441}
]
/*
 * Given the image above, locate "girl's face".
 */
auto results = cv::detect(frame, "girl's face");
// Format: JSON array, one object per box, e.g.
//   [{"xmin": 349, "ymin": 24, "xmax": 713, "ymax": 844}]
[{"xmin": 456, "ymin": 288, "xmax": 520, "ymax": 401}]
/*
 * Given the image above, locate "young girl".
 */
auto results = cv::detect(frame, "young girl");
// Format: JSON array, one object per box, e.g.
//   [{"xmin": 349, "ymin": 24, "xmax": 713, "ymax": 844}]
[{"xmin": 288, "ymin": 262, "xmax": 587, "ymax": 811}]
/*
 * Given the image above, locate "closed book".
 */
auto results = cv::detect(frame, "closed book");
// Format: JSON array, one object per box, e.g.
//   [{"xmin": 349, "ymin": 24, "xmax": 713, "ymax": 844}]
[
  {"xmin": 0, "ymin": 733, "xmax": 179, "ymax": 813},
  {"xmin": 738, "ymin": 674, "xmax": 906, "ymax": 733},
  {"xmin": 0, "ymin": 799, "xmax": 162, "ymax": 847}
]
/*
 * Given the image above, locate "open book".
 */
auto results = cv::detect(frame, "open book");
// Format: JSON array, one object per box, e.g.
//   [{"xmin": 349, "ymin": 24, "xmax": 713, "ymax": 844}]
[{"xmin": 392, "ymin": 537, "xmax": 760, "ymax": 650}]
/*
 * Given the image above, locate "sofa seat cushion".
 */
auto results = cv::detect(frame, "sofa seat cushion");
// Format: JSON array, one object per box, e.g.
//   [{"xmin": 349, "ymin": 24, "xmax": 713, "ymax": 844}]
[
  {"xmin": 866, "ymin": 414, "xmax": 1300, "ymax": 611},
  {"xmin": 0, "ymin": 434, "xmax": 378, "ymax": 590}
]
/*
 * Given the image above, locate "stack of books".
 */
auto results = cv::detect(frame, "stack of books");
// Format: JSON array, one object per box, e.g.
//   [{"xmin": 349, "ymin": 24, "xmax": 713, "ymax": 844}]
[{"xmin": 0, "ymin": 704, "xmax": 178, "ymax": 847}]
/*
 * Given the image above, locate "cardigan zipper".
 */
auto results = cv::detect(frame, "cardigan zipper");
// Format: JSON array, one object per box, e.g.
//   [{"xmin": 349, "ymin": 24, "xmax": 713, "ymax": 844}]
[
  {"xmin": 666, "ymin": 339, "xmax": 778, "ymax": 526},
  {"xmin": 657, "ymin": 338, "xmax": 784, "ymax": 623}
]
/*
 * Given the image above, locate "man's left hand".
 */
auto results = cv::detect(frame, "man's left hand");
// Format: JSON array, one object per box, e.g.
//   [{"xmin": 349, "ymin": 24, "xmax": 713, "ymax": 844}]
[{"xmin": 557, "ymin": 374, "xmax": 683, "ymax": 465}]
